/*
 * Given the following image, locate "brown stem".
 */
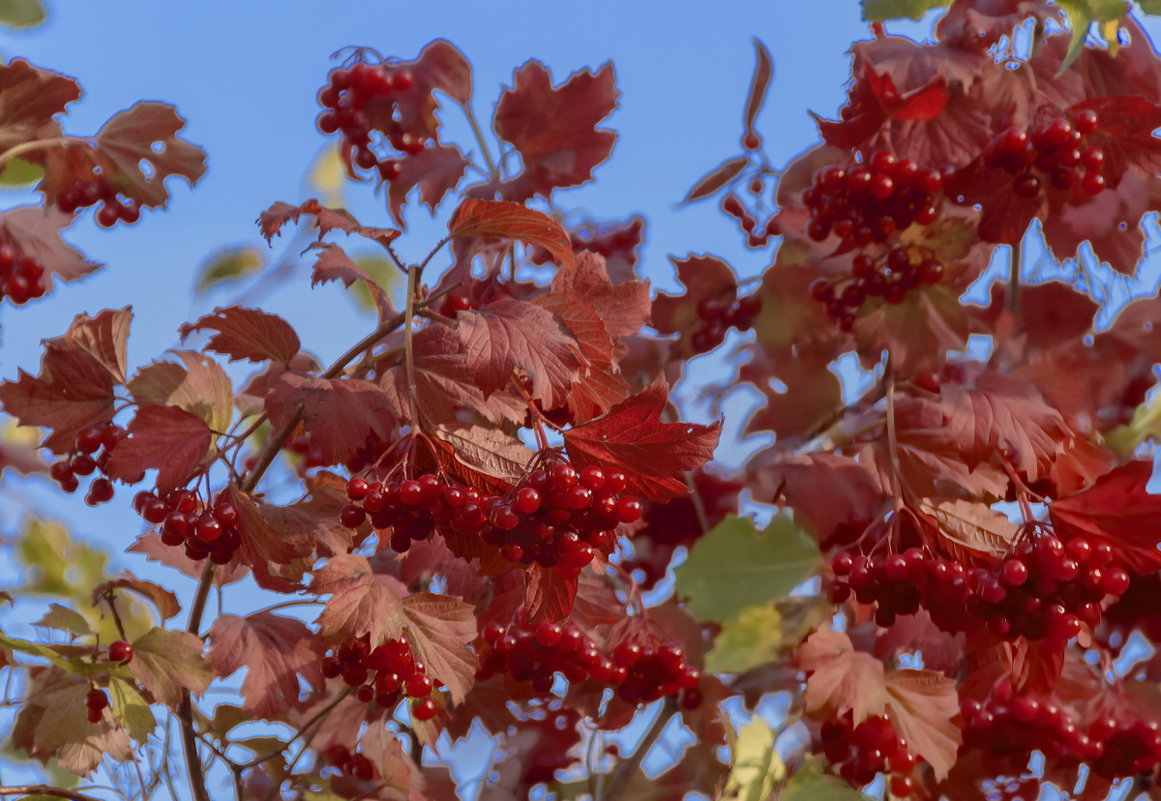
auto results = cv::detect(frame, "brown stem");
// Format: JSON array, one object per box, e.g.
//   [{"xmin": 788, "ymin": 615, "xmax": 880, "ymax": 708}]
[
  {"xmin": 0, "ymin": 787, "xmax": 103, "ymax": 801},
  {"xmin": 600, "ymin": 698, "xmax": 678, "ymax": 801},
  {"xmin": 404, "ymin": 266, "xmax": 421, "ymax": 430},
  {"xmin": 458, "ymin": 101, "xmax": 499, "ymax": 182},
  {"xmin": 884, "ymin": 356, "xmax": 903, "ymax": 509},
  {"xmin": 0, "ymin": 136, "xmax": 78, "ymax": 168},
  {"xmin": 1007, "ymin": 236, "xmax": 1022, "ymax": 317}
]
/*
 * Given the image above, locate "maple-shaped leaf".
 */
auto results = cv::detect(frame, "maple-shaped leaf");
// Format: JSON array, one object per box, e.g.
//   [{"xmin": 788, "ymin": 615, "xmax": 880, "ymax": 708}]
[
  {"xmin": 39, "ymin": 102, "xmax": 206, "ymax": 209},
  {"xmin": 179, "ymin": 306, "xmax": 301, "ymax": 367},
  {"xmin": 0, "ymin": 315, "xmax": 127, "ymax": 454},
  {"xmin": 359, "ymin": 724, "xmax": 422, "ymax": 798},
  {"xmin": 0, "ymin": 204, "xmax": 100, "ymax": 286},
  {"xmin": 399, "ymin": 592, "xmax": 477, "ymax": 704},
  {"xmin": 63, "ymin": 307, "xmax": 132, "ymax": 384},
  {"xmin": 376, "ymin": 39, "xmax": 473, "ymax": 139},
  {"xmin": 12, "ymin": 669, "xmax": 133, "ymax": 776},
  {"xmin": 91, "ymin": 572, "xmax": 180, "ymax": 621},
  {"xmin": 1043, "ymin": 171, "xmax": 1158, "ymax": 276},
  {"xmin": 386, "ymin": 142, "xmax": 469, "ymax": 226},
  {"xmin": 741, "ymin": 348, "xmax": 842, "ymax": 444},
  {"xmin": 207, "ymin": 612, "xmax": 325, "ymax": 720},
  {"xmin": 432, "ymin": 423, "xmax": 532, "ymax": 489},
  {"xmin": 551, "ymin": 250, "xmax": 650, "ymax": 342},
  {"xmin": 127, "ymin": 532, "xmax": 249, "ymax": 586},
  {"xmin": 853, "ymin": 285, "xmax": 970, "ymax": 374},
  {"xmin": 104, "ymin": 405, "xmax": 212, "ymax": 493},
  {"xmin": 448, "ymin": 198, "xmax": 576, "ymax": 273},
  {"xmin": 1050, "ymin": 460, "xmax": 1161, "ymax": 572},
  {"xmin": 753, "ymin": 260, "xmax": 844, "ymax": 362},
  {"xmin": 523, "ymin": 564, "xmax": 580, "ymax": 623},
  {"xmin": 127, "ymin": 350, "xmax": 234, "ymax": 433},
  {"xmin": 457, "ymin": 297, "xmax": 583, "ymax": 407},
  {"xmin": 797, "ymin": 627, "xmax": 886, "ymax": 724},
  {"xmin": 884, "ymin": 669, "xmax": 962, "ymax": 780},
  {"xmin": 223, "ymin": 485, "xmax": 306, "ymax": 593},
  {"xmin": 128, "ymin": 627, "xmax": 214, "ymax": 709},
  {"xmin": 0, "ymin": 59, "xmax": 79, "ymax": 152},
  {"xmin": 311, "ymin": 553, "xmax": 407, "ymax": 646},
  {"xmin": 563, "ymin": 379, "xmax": 720, "ymax": 501},
  {"xmin": 264, "ymin": 372, "xmax": 397, "ymax": 466},
  {"xmin": 652, "ymin": 254, "xmax": 736, "ymax": 357},
  {"xmin": 752, "ymin": 452, "xmax": 886, "ymax": 544},
  {"xmin": 920, "ymin": 499, "xmax": 1018, "ymax": 563},
  {"xmin": 257, "ymin": 197, "xmax": 401, "ymax": 248},
  {"xmin": 477, "ymin": 60, "xmax": 618, "ymax": 201},
  {"xmin": 258, "ymin": 475, "xmax": 361, "ymax": 559}
]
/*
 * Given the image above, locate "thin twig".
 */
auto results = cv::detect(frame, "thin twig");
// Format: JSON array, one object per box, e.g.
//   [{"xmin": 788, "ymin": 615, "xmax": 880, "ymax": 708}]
[
  {"xmin": 0, "ymin": 784, "xmax": 104, "ymax": 801},
  {"xmin": 1007, "ymin": 235, "xmax": 1022, "ymax": 317},
  {"xmin": 459, "ymin": 101, "xmax": 499, "ymax": 182},
  {"xmin": 599, "ymin": 698, "xmax": 678, "ymax": 801},
  {"xmin": 884, "ymin": 356, "xmax": 903, "ymax": 509}
]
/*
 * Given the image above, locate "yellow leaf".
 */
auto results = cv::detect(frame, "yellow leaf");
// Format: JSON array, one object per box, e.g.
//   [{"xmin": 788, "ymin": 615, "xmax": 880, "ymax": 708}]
[
  {"xmin": 722, "ymin": 718, "xmax": 785, "ymax": 801},
  {"xmin": 309, "ymin": 145, "xmax": 346, "ymax": 207}
]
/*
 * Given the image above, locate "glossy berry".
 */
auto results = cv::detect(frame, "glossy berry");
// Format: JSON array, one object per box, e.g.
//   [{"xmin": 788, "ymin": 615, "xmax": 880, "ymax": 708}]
[{"xmin": 108, "ymin": 640, "xmax": 134, "ymax": 664}]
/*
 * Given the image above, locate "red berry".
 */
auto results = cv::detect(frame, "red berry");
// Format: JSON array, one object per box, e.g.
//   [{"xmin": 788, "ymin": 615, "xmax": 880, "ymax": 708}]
[
  {"xmin": 412, "ymin": 697, "xmax": 437, "ymax": 721},
  {"xmin": 346, "ymin": 477, "xmax": 369, "ymax": 500},
  {"xmin": 404, "ymin": 673, "xmax": 434, "ymax": 698},
  {"xmin": 613, "ymin": 496, "xmax": 643, "ymax": 524},
  {"xmin": 87, "ymin": 707, "xmax": 104, "ymax": 724},
  {"xmin": 1014, "ymin": 173, "xmax": 1041, "ymax": 198},
  {"xmin": 340, "ymin": 504, "xmax": 367, "ymax": 528},
  {"xmin": 1082, "ymin": 172, "xmax": 1106, "ymax": 195},
  {"xmin": 1074, "ymin": 108, "xmax": 1099, "ymax": 134},
  {"xmin": 108, "ymin": 640, "xmax": 133, "ymax": 664},
  {"xmin": 86, "ymin": 689, "xmax": 109, "ymax": 710}
]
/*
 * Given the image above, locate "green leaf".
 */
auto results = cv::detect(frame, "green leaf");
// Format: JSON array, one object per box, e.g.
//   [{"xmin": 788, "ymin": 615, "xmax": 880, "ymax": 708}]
[
  {"xmin": 706, "ymin": 605, "xmax": 784, "ymax": 674},
  {"xmin": 0, "ymin": 632, "xmax": 106, "ymax": 675},
  {"xmin": 861, "ymin": 0, "xmax": 950, "ymax": 22},
  {"xmin": 0, "ymin": 0, "xmax": 46, "ymax": 28},
  {"xmin": 128, "ymin": 627, "xmax": 214, "ymax": 708},
  {"xmin": 1141, "ymin": 0, "xmax": 1161, "ymax": 13},
  {"xmin": 108, "ymin": 676, "xmax": 156, "ymax": 744},
  {"xmin": 33, "ymin": 604, "xmax": 94, "ymax": 637},
  {"xmin": 194, "ymin": 246, "xmax": 264, "ymax": 295},
  {"xmin": 1056, "ymin": 0, "xmax": 1130, "ymax": 75},
  {"xmin": 673, "ymin": 514, "xmax": 820, "ymax": 622},
  {"xmin": 0, "ymin": 157, "xmax": 44, "ymax": 186},
  {"xmin": 18, "ymin": 516, "xmax": 110, "ymax": 599},
  {"xmin": 721, "ymin": 718, "xmax": 785, "ymax": 801},
  {"xmin": 782, "ymin": 767, "xmax": 875, "ymax": 801}
]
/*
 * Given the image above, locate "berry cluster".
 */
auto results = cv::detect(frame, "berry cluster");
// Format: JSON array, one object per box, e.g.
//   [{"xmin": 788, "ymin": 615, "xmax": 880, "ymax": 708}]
[
  {"xmin": 721, "ymin": 195, "xmax": 777, "ymax": 249},
  {"xmin": 49, "ymin": 421, "xmax": 127, "ymax": 505},
  {"xmin": 831, "ymin": 534, "xmax": 1130, "ymax": 640},
  {"xmin": 475, "ymin": 622, "xmax": 701, "ymax": 708},
  {"xmin": 340, "ymin": 465, "xmax": 643, "ymax": 574},
  {"xmin": 0, "ymin": 239, "xmax": 47, "ymax": 305},
  {"xmin": 54, "ymin": 177, "xmax": 142, "ymax": 226},
  {"xmin": 981, "ymin": 110, "xmax": 1106, "ymax": 199},
  {"xmin": 323, "ymin": 744, "xmax": 377, "ymax": 782},
  {"xmin": 803, "ymin": 151, "xmax": 945, "ymax": 247},
  {"xmin": 960, "ymin": 695, "xmax": 1092, "ymax": 774},
  {"xmin": 809, "ymin": 246, "xmax": 944, "ymax": 330},
  {"xmin": 319, "ymin": 634, "xmax": 439, "ymax": 721},
  {"xmin": 134, "ymin": 489, "xmax": 242, "ymax": 565},
  {"xmin": 817, "ymin": 713, "xmax": 918, "ymax": 794},
  {"xmin": 85, "ymin": 688, "xmax": 108, "ymax": 724},
  {"xmin": 689, "ymin": 293, "xmax": 762, "ymax": 353},
  {"xmin": 316, "ymin": 61, "xmax": 422, "ymax": 182}
]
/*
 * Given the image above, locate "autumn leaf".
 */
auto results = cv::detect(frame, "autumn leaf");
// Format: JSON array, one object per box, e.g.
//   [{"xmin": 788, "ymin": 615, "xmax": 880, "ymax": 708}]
[
  {"xmin": 682, "ymin": 155, "xmax": 750, "ymax": 204},
  {"xmin": 432, "ymin": 423, "xmax": 532, "ymax": 487},
  {"xmin": 257, "ymin": 197, "xmax": 401, "ymax": 247},
  {"xmin": 0, "ymin": 205, "xmax": 99, "ymax": 286},
  {"xmin": 721, "ymin": 718, "xmax": 785, "ymax": 801},
  {"xmin": 207, "ymin": 612, "xmax": 325, "ymax": 720},
  {"xmin": 128, "ymin": 627, "xmax": 214, "ymax": 709},
  {"xmin": 224, "ymin": 486, "xmax": 306, "ymax": 593},
  {"xmin": 127, "ymin": 350, "xmax": 234, "ymax": 434},
  {"xmin": 798, "ymin": 627, "xmax": 886, "ymax": 724},
  {"xmin": 853, "ymin": 285, "xmax": 970, "ymax": 374},
  {"xmin": 1050, "ymin": 460, "xmax": 1161, "ymax": 572},
  {"xmin": 91, "ymin": 573, "xmax": 180, "ymax": 622},
  {"xmin": 399, "ymin": 593, "xmax": 478, "ymax": 704},
  {"xmin": 104, "ymin": 405, "xmax": 213, "ymax": 494},
  {"xmin": 90, "ymin": 102, "xmax": 206, "ymax": 206},
  {"xmin": 477, "ymin": 60, "xmax": 618, "ymax": 201},
  {"xmin": 652, "ymin": 254, "xmax": 737, "ymax": 357},
  {"xmin": 448, "ymin": 198, "xmax": 576, "ymax": 272},
  {"xmin": 884, "ymin": 668, "xmax": 962, "ymax": 780},
  {"xmin": 311, "ymin": 554, "xmax": 408, "ymax": 646},
  {"xmin": 550, "ymin": 250, "xmax": 651, "ymax": 342},
  {"xmin": 180, "ymin": 306, "xmax": 301, "ymax": 366},
  {"xmin": 386, "ymin": 142, "xmax": 469, "ymax": 226},
  {"xmin": 0, "ymin": 58, "xmax": 80, "ymax": 152},
  {"xmin": 921, "ymin": 499, "xmax": 1018, "ymax": 562},
  {"xmin": 563, "ymin": 379, "xmax": 720, "ymax": 501}
]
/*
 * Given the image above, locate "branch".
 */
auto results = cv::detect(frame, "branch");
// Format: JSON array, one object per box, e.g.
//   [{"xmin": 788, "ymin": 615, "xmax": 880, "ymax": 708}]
[
  {"xmin": 0, "ymin": 786, "xmax": 104, "ymax": 801},
  {"xmin": 599, "ymin": 698, "xmax": 678, "ymax": 801},
  {"xmin": 884, "ymin": 355, "xmax": 903, "ymax": 509},
  {"xmin": 1006, "ymin": 235, "xmax": 1022, "ymax": 317}
]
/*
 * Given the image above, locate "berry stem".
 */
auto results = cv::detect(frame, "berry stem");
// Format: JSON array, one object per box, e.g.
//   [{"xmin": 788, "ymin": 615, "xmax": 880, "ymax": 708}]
[
  {"xmin": 0, "ymin": 786, "xmax": 103, "ymax": 801},
  {"xmin": 0, "ymin": 136, "xmax": 81, "ymax": 169},
  {"xmin": 884, "ymin": 356, "xmax": 903, "ymax": 509},
  {"xmin": 1007, "ymin": 235, "xmax": 1022, "ymax": 317},
  {"xmin": 404, "ymin": 264, "xmax": 422, "ymax": 431},
  {"xmin": 458, "ymin": 100, "xmax": 500, "ymax": 183}
]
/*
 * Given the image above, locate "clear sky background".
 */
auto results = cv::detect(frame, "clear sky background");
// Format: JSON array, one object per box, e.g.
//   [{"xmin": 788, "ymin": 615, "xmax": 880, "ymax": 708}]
[{"xmin": 2, "ymin": 2, "xmax": 1161, "ymax": 799}]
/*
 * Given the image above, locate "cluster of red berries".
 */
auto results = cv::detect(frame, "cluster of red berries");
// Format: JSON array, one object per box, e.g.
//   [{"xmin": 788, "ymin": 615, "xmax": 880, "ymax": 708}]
[
  {"xmin": 133, "ymin": 489, "xmax": 242, "ymax": 565},
  {"xmin": 721, "ymin": 195, "xmax": 777, "ymax": 248},
  {"xmin": 803, "ymin": 151, "xmax": 945, "ymax": 247},
  {"xmin": 528, "ymin": 218, "xmax": 645, "ymax": 268},
  {"xmin": 49, "ymin": 421, "xmax": 127, "ymax": 505},
  {"xmin": 322, "ymin": 744, "xmax": 377, "ymax": 782},
  {"xmin": 475, "ymin": 621, "xmax": 701, "ymax": 708},
  {"xmin": 689, "ymin": 292, "xmax": 762, "ymax": 353},
  {"xmin": 0, "ymin": 238, "xmax": 47, "ymax": 305},
  {"xmin": 54, "ymin": 177, "xmax": 142, "ymax": 226},
  {"xmin": 981, "ymin": 110, "xmax": 1106, "ymax": 199},
  {"xmin": 960, "ymin": 694, "xmax": 1092, "ymax": 774},
  {"xmin": 831, "ymin": 535, "xmax": 1129, "ymax": 640},
  {"xmin": 817, "ymin": 713, "xmax": 918, "ymax": 794},
  {"xmin": 340, "ymin": 465, "xmax": 643, "ymax": 573},
  {"xmin": 319, "ymin": 634, "xmax": 439, "ymax": 721},
  {"xmin": 316, "ymin": 61, "xmax": 422, "ymax": 182},
  {"xmin": 84, "ymin": 688, "xmax": 109, "ymax": 724},
  {"xmin": 809, "ymin": 246, "xmax": 944, "ymax": 330}
]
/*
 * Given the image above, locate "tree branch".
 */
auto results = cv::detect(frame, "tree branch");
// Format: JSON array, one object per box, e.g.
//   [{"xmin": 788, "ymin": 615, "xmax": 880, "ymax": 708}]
[
  {"xmin": 599, "ymin": 698, "xmax": 678, "ymax": 801},
  {"xmin": 0, "ymin": 786, "xmax": 104, "ymax": 801}
]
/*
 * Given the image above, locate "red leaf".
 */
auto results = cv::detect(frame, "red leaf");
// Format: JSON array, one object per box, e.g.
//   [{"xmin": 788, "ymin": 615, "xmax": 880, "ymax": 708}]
[
  {"xmin": 310, "ymin": 243, "xmax": 395, "ymax": 322},
  {"xmin": 257, "ymin": 198, "xmax": 401, "ymax": 248},
  {"xmin": 127, "ymin": 351, "xmax": 234, "ymax": 433},
  {"xmin": 207, "ymin": 612, "xmax": 325, "ymax": 720},
  {"xmin": 523, "ymin": 565, "xmax": 580, "ymax": 624},
  {"xmin": 797, "ymin": 627, "xmax": 886, "ymax": 724},
  {"xmin": 104, "ymin": 405, "xmax": 212, "ymax": 493},
  {"xmin": 1043, "ymin": 172, "xmax": 1157, "ymax": 276},
  {"xmin": 751, "ymin": 453, "xmax": 884, "ymax": 543},
  {"xmin": 1050, "ymin": 461, "xmax": 1161, "ymax": 572},
  {"xmin": 91, "ymin": 102, "xmax": 206, "ymax": 207},
  {"xmin": 258, "ymin": 476, "xmax": 361, "ymax": 559},
  {"xmin": 478, "ymin": 60, "xmax": 618, "ymax": 201},
  {"xmin": 652, "ymin": 254, "xmax": 736, "ymax": 358},
  {"xmin": 127, "ymin": 532, "xmax": 249, "ymax": 586},
  {"xmin": 64, "ymin": 307, "xmax": 132, "ymax": 383},
  {"xmin": 223, "ymin": 485, "xmax": 306, "ymax": 593},
  {"xmin": 180, "ymin": 306, "xmax": 301, "ymax": 366},
  {"xmin": 311, "ymin": 554, "xmax": 407, "ymax": 646},
  {"xmin": 853, "ymin": 285, "xmax": 971, "ymax": 374},
  {"xmin": 550, "ymin": 250, "xmax": 651, "ymax": 342},
  {"xmin": 448, "ymin": 198, "xmax": 576, "ymax": 273},
  {"xmin": 681, "ymin": 155, "xmax": 750, "ymax": 204},
  {"xmin": 386, "ymin": 142, "xmax": 469, "ymax": 226},
  {"xmin": 1072, "ymin": 95, "xmax": 1161, "ymax": 185},
  {"xmin": 264, "ymin": 372, "xmax": 397, "ymax": 466},
  {"xmin": 884, "ymin": 669, "xmax": 962, "ymax": 780},
  {"xmin": 563, "ymin": 379, "xmax": 720, "ymax": 502},
  {"xmin": 0, "ymin": 59, "xmax": 80, "ymax": 152},
  {"xmin": 741, "ymin": 348, "xmax": 842, "ymax": 444},
  {"xmin": 0, "ymin": 205, "xmax": 100, "ymax": 285},
  {"xmin": 399, "ymin": 593, "xmax": 478, "ymax": 704},
  {"xmin": 533, "ymin": 292, "xmax": 614, "ymax": 369},
  {"xmin": 457, "ymin": 298, "xmax": 583, "ymax": 408},
  {"xmin": 91, "ymin": 573, "xmax": 180, "ymax": 621},
  {"xmin": 744, "ymin": 38, "xmax": 774, "ymax": 137}
]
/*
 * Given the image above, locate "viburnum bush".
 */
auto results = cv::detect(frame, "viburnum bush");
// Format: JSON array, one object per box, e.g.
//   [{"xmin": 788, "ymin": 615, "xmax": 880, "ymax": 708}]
[{"xmin": 7, "ymin": 1, "xmax": 1161, "ymax": 800}]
